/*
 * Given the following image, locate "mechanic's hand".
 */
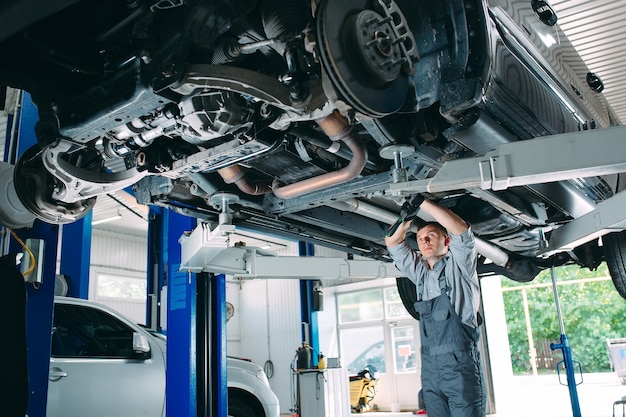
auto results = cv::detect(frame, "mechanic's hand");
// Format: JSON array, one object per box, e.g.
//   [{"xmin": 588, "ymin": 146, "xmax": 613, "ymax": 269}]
[
  {"xmin": 385, "ymin": 195, "xmax": 425, "ymax": 237},
  {"xmin": 399, "ymin": 194, "xmax": 425, "ymax": 222}
]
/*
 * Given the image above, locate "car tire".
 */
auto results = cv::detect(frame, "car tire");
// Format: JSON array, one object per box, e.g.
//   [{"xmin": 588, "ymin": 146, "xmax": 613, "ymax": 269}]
[
  {"xmin": 602, "ymin": 230, "xmax": 626, "ymax": 300},
  {"xmin": 228, "ymin": 396, "xmax": 263, "ymax": 417},
  {"xmin": 396, "ymin": 277, "xmax": 420, "ymax": 321}
]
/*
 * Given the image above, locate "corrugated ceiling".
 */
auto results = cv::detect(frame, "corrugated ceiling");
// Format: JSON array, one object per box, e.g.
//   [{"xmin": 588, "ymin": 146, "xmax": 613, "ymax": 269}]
[{"xmin": 551, "ymin": 0, "xmax": 626, "ymax": 123}]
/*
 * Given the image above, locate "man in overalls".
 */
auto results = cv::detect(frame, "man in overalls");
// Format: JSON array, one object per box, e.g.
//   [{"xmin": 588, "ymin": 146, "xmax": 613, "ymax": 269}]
[{"xmin": 385, "ymin": 196, "xmax": 485, "ymax": 417}]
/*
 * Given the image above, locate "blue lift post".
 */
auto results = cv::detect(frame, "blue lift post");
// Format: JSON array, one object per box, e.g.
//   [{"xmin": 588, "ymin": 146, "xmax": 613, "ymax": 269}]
[
  {"xmin": 150, "ymin": 208, "xmax": 196, "ymax": 416},
  {"xmin": 151, "ymin": 209, "xmax": 228, "ymax": 417},
  {"xmin": 549, "ymin": 265, "xmax": 583, "ymax": 417},
  {"xmin": 59, "ymin": 214, "xmax": 93, "ymax": 299},
  {"xmin": 8, "ymin": 221, "xmax": 58, "ymax": 417},
  {"xmin": 298, "ymin": 241, "xmax": 320, "ymax": 366},
  {"xmin": 8, "ymin": 92, "xmax": 59, "ymax": 417}
]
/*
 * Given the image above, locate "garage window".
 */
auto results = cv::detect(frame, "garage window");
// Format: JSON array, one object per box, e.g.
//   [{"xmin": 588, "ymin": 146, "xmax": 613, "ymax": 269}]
[
  {"xmin": 96, "ymin": 273, "xmax": 147, "ymax": 300},
  {"xmin": 338, "ymin": 286, "xmax": 411, "ymax": 324},
  {"xmin": 338, "ymin": 286, "xmax": 414, "ymax": 375},
  {"xmin": 338, "ymin": 289, "xmax": 384, "ymax": 323}
]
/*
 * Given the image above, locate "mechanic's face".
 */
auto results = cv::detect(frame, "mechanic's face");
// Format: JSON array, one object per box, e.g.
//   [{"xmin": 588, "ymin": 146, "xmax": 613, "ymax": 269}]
[{"xmin": 416, "ymin": 224, "xmax": 450, "ymax": 266}]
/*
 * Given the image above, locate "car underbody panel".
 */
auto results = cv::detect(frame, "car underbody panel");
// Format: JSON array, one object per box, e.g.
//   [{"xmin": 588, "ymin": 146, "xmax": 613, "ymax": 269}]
[{"xmin": 1, "ymin": 0, "xmax": 626, "ymax": 297}]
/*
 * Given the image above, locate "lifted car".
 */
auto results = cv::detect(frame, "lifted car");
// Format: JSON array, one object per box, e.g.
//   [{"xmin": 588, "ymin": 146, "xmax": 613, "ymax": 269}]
[{"xmin": 1, "ymin": 0, "xmax": 625, "ymax": 308}]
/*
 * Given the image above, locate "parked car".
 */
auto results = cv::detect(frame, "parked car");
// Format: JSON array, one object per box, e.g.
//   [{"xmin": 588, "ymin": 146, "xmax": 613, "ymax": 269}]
[
  {"xmin": 347, "ymin": 341, "xmax": 386, "ymax": 374},
  {"xmin": 49, "ymin": 296, "xmax": 279, "ymax": 417},
  {"xmin": 1, "ymin": 0, "xmax": 625, "ymax": 310}
]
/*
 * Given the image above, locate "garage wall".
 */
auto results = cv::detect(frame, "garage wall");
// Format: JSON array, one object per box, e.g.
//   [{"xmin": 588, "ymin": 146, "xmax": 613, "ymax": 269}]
[
  {"xmin": 228, "ymin": 242, "xmax": 386, "ymax": 414},
  {"xmin": 88, "ymin": 229, "xmax": 149, "ymax": 324},
  {"xmin": 225, "ymin": 239, "xmax": 304, "ymax": 415}
]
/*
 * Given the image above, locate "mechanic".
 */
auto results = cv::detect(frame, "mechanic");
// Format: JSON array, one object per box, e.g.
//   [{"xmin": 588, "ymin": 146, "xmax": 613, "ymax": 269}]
[{"xmin": 384, "ymin": 196, "xmax": 485, "ymax": 417}]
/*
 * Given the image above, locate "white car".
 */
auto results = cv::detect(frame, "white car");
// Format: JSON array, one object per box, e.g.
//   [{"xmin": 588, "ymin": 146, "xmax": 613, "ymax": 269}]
[{"xmin": 48, "ymin": 296, "xmax": 279, "ymax": 417}]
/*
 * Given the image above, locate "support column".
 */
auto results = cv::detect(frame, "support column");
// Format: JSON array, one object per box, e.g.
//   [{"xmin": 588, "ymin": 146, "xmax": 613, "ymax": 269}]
[
  {"xmin": 197, "ymin": 273, "xmax": 227, "ymax": 417},
  {"xmin": 147, "ymin": 207, "xmax": 167, "ymax": 331},
  {"xmin": 149, "ymin": 208, "xmax": 228, "ymax": 417},
  {"xmin": 9, "ymin": 92, "xmax": 58, "ymax": 417},
  {"xmin": 59, "ymin": 215, "xmax": 93, "ymax": 298},
  {"xmin": 10, "ymin": 222, "xmax": 58, "ymax": 417},
  {"xmin": 166, "ymin": 260, "xmax": 197, "ymax": 417},
  {"xmin": 299, "ymin": 242, "xmax": 320, "ymax": 365}
]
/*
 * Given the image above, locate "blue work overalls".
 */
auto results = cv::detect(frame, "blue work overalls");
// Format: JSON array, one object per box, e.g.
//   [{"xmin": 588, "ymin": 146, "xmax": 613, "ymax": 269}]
[{"xmin": 413, "ymin": 272, "xmax": 485, "ymax": 417}]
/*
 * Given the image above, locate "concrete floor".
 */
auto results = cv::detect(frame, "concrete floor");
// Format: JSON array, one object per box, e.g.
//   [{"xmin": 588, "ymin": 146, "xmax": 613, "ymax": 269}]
[
  {"xmin": 491, "ymin": 372, "xmax": 625, "ymax": 417},
  {"xmin": 350, "ymin": 372, "xmax": 626, "ymax": 417}
]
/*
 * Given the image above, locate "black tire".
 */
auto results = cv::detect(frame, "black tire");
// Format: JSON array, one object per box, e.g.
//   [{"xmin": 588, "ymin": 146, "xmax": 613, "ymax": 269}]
[
  {"xmin": 602, "ymin": 231, "xmax": 626, "ymax": 300},
  {"xmin": 228, "ymin": 396, "xmax": 263, "ymax": 417},
  {"xmin": 396, "ymin": 277, "xmax": 420, "ymax": 320}
]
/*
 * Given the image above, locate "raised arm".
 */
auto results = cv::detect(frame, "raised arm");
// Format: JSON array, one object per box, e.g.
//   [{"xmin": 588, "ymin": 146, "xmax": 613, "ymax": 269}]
[
  {"xmin": 384, "ymin": 218, "xmax": 413, "ymax": 248},
  {"xmin": 419, "ymin": 198, "xmax": 468, "ymax": 235},
  {"xmin": 384, "ymin": 196, "xmax": 468, "ymax": 247}
]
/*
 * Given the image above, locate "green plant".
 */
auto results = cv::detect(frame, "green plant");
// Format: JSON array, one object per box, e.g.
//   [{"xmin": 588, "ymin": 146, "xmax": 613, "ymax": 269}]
[{"xmin": 501, "ymin": 263, "xmax": 626, "ymax": 375}]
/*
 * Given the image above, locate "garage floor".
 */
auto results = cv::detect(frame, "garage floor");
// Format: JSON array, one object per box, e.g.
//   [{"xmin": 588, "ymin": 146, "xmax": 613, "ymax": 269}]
[
  {"xmin": 350, "ymin": 372, "xmax": 626, "ymax": 417},
  {"xmin": 492, "ymin": 372, "xmax": 625, "ymax": 417}
]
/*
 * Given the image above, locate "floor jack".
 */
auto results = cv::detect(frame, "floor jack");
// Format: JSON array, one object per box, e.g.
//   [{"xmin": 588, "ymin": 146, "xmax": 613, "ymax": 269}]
[{"xmin": 548, "ymin": 265, "xmax": 583, "ymax": 417}]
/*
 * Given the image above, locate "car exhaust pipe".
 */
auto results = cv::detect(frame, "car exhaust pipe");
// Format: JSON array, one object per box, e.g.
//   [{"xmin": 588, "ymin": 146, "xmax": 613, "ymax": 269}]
[
  {"xmin": 272, "ymin": 110, "xmax": 367, "ymax": 199},
  {"xmin": 327, "ymin": 199, "xmax": 510, "ymax": 267},
  {"xmin": 218, "ymin": 165, "xmax": 271, "ymax": 195}
]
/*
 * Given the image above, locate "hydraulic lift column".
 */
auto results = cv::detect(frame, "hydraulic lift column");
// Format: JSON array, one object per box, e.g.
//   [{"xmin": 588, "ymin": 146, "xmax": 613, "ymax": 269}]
[
  {"xmin": 151, "ymin": 209, "xmax": 228, "ymax": 417},
  {"xmin": 5, "ymin": 92, "xmax": 58, "ymax": 417},
  {"xmin": 179, "ymin": 221, "xmax": 405, "ymax": 417}
]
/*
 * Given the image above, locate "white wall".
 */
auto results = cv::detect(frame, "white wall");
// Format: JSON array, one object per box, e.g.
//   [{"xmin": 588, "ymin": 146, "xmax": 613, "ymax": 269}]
[
  {"xmin": 88, "ymin": 229, "xmax": 148, "ymax": 324},
  {"xmin": 225, "ymin": 239, "xmax": 303, "ymax": 415}
]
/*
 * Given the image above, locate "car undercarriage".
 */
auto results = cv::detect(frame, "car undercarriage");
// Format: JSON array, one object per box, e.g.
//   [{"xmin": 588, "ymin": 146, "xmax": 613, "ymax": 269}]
[{"xmin": 1, "ymin": 0, "xmax": 626, "ymax": 303}]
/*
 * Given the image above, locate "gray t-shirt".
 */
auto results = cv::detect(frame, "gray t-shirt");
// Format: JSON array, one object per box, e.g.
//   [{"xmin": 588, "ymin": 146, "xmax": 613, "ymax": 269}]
[{"xmin": 388, "ymin": 227, "xmax": 481, "ymax": 328}]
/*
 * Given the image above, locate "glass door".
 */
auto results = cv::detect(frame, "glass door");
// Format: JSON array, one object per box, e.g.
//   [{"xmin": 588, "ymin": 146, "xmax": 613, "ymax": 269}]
[
  {"xmin": 337, "ymin": 285, "xmax": 421, "ymax": 411},
  {"xmin": 387, "ymin": 320, "xmax": 420, "ymax": 410}
]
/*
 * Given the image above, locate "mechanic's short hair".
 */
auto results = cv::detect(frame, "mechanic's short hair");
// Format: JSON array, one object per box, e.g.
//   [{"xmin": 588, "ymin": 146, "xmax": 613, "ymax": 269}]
[{"xmin": 416, "ymin": 221, "xmax": 448, "ymax": 237}]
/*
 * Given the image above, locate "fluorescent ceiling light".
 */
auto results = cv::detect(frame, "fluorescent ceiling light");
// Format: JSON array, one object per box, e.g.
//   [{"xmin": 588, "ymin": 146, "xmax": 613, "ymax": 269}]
[{"xmin": 92, "ymin": 211, "xmax": 122, "ymax": 226}]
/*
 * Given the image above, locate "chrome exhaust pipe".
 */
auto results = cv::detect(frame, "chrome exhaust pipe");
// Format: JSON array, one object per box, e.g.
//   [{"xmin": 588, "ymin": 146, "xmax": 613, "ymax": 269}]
[
  {"xmin": 327, "ymin": 199, "xmax": 510, "ymax": 267},
  {"xmin": 272, "ymin": 110, "xmax": 367, "ymax": 199}
]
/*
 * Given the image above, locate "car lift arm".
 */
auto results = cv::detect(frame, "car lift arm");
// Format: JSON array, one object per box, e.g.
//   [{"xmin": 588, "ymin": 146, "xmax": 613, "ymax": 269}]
[
  {"xmin": 179, "ymin": 223, "xmax": 404, "ymax": 278},
  {"xmin": 388, "ymin": 126, "xmax": 626, "ymax": 256},
  {"xmin": 539, "ymin": 190, "xmax": 626, "ymax": 256},
  {"xmin": 389, "ymin": 126, "xmax": 626, "ymax": 195},
  {"xmin": 180, "ymin": 126, "xmax": 626, "ymax": 274}
]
